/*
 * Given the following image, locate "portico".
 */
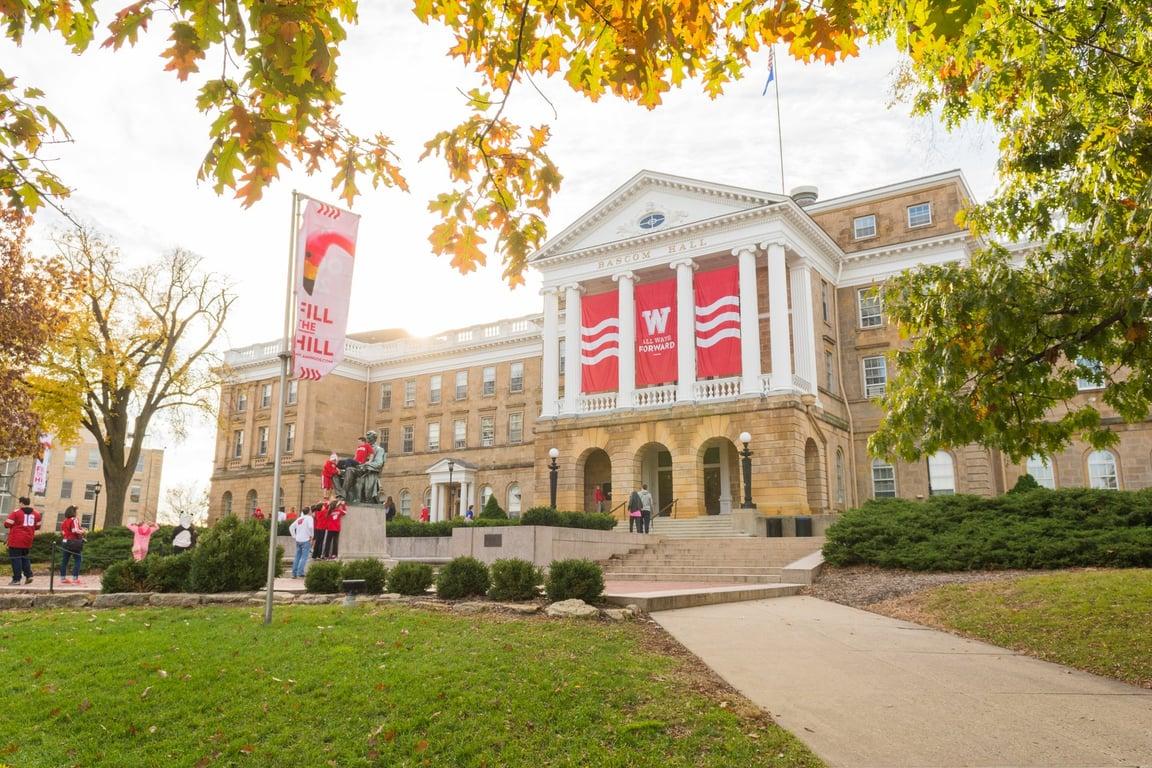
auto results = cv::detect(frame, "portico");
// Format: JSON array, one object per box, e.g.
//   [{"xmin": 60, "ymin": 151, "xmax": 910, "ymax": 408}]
[{"xmin": 426, "ymin": 458, "xmax": 476, "ymax": 522}]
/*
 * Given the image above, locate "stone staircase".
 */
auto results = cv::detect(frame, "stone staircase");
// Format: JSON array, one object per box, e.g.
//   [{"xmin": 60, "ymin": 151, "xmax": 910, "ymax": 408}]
[
  {"xmin": 648, "ymin": 515, "xmax": 749, "ymax": 538},
  {"xmin": 602, "ymin": 536, "xmax": 824, "ymax": 584}
]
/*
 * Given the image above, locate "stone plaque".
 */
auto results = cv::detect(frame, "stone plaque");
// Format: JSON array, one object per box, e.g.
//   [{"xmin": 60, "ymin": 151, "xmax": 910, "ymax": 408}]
[{"xmin": 483, "ymin": 534, "xmax": 503, "ymax": 548}]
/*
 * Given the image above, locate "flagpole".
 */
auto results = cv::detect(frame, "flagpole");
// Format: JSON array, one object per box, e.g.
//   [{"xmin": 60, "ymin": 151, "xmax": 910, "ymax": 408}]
[
  {"xmin": 772, "ymin": 46, "xmax": 785, "ymax": 195},
  {"xmin": 264, "ymin": 189, "xmax": 300, "ymax": 626}
]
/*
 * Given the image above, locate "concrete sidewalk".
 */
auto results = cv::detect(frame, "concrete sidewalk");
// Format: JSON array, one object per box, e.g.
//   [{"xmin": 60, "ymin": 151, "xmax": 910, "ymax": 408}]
[{"xmin": 655, "ymin": 596, "xmax": 1152, "ymax": 768}]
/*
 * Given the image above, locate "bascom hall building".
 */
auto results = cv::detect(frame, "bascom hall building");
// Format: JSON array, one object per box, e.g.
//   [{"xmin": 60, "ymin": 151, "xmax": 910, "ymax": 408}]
[{"xmin": 208, "ymin": 170, "xmax": 1152, "ymax": 531}]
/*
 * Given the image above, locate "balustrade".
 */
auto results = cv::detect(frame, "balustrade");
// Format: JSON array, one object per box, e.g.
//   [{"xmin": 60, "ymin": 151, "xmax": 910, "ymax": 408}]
[
  {"xmin": 634, "ymin": 385, "xmax": 677, "ymax": 408},
  {"xmin": 694, "ymin": 377, "xmax": 742, "ymax": 401},
  {"xmin": 578, "ymin": 393, "xmax": 618, "ymax": 413}
]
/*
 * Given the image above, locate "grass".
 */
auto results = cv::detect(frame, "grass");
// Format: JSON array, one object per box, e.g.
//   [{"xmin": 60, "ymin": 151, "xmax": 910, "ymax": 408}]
[
  {"xmin": 0, "ymin": 605, "xmax": 823, "ymax": 768},
  {"xmin": 884, "ymin": 569, "xmax": 1152, "ymax": 688}
]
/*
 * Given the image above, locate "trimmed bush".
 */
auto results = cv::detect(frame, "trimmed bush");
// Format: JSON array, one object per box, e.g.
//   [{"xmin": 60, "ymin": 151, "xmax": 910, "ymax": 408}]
[
  {"xmin": 187, "ymin": 517, "xmax": 284, "ymax": 593},
  {"xmin": 520, "ymin": 506, "xmax": 559, "ymax": 526},
  {"xmin": 387, "ymin": 562, "xmax": 434, "ymax": 595},
  {"xmin": 545, "ymin": 559, "xmax": 605, "ymax": 603},
  {"xmin": 386, "ymin": 517, "xmax": 516, "ymax": 537},
  {"xmin": 31, "ymin": 525, "xmax": 176, "ymax": 569},
  {"xmin": 519, "ymin": 508, "xmax": 616, "ymax": 530},
  {"xmin": 143, "ymin": 553, "xmax": 193, "ymax": 593},
  {"xmin": 1009, "ymin": 473, "xmax": 1043, "ymax": 494},
  {"xmin": 101, "ymin": 559, "xmax": 149, "ymax": 593},
  {"xmin": 823, "ymin": 489, "xmax": 1152, "ymax": 571},
  {"xmin": 435, "ymin": 556, "xmax": 491, "ymax": 599},
  {"xmin": 304, "ymin": 561, "xmax": 344, "ymax": 594},
  {"xmin": 488, "ymin": 558, "xmax": 542, "ymax": 601},
  {"xmin": 341, "ymin": 558, "xmax": 387, "ymax": 594},
  {"xmin": 479, "ymin": 494, "xmax": 508, "ymax": 520}
]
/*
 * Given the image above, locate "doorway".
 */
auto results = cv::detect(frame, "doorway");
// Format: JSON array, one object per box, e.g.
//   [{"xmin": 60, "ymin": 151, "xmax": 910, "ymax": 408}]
[{"xmin": 638, "ymin": 443, "xmax": 674, "ymax": 516}]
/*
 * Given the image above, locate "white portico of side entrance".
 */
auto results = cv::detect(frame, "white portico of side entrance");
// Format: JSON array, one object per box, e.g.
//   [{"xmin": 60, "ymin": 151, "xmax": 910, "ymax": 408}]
[
  {"xmin": 426, "ymin": 458, "xmax": 477, "ymax": 522},
  {"xmin": 532, "ymin": 170, "xmax": 842, "ymax": 418}
]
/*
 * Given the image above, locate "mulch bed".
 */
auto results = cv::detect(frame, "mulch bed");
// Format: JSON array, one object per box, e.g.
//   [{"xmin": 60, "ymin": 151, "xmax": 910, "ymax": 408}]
[{"xmin": 803, "ymin": 565, "xmax": 1032, "ymax": 608}]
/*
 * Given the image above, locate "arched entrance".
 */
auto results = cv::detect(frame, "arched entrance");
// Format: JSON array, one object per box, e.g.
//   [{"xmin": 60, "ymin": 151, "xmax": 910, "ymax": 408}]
[
  {"xmin": 636, "ymin": 442, "xmax": 674, "ymax": 516},
  {"xmin": 580, "ymin": 448, "xmax": 612, "ymax": 513},
  {"xmin": 699, "ymin": 438, "xmax": 738, "ymax": 515},
  {"xmin": 805, "ymin": 439, "xmax": 826, "ymax": 512}
]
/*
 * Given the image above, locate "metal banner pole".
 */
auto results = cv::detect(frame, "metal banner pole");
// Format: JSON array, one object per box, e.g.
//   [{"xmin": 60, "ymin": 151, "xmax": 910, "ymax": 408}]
[{"xmin": 264, "ymin": 190, "xmax": 300, "ymax": 626}]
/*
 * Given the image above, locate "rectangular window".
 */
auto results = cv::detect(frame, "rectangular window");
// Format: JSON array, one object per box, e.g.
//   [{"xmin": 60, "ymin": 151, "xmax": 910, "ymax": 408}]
[
  {"xmin": 427, "ymin": 422, "xmax": 440, "ymax": 452},
  {"xmin": 853, "ymin": 214, "xmax": 877, "ymax": 239},
  {"xmin": 872, "ymin": 461, "xmax": 897, "ymax": 498},
  {"xmin": 863, "ymin": 356, "xmax": 888, "ymax": 398},
  {"xmin": 135, "ymin": 456, "xmax": 144, "ymax": 473},
  {"xmin": 482, "ymin": 366, "xmax": 496, "ymax": 396},
  {"xmin": 284, "ymin": 423, "xmax": 295, "ymax": 453},
  {"xmin": 858, "ymin": 287, "xmax": 883, "ymax": 328},
  {"xmin": 380, "ymin": 383, "xmax": 392, "ymax": 410},
  {"xmin": 64, "ymin": 448, "xmax": 77, "ymax": 467},
  {"xmin": 508, "ymin": 412, "xmax": 524, "ymax": 444},
  {"xmin": 454, "ymin": 419, "xmax": 466, "ymax": 449},
  {"xmin": 509, "ymin": 362, "xmax": 524, "ymax": 393},
  {"xmin": 429, "ymin": 375, "xmax": 442, "ymax": 405},
  {"xmin": 1076, "ymin": 358, "xmax": 1104, "ymax": 391},
  {"xmin": 455, "ymin": 371, "xmax": 468, "ymax": 400},
  {"xmin": 81, "ymin": 513, "xmax": 94, "ymax": 529},
  {"xmin": 88, "ymin": 449, "xmax": 99, "ymax": 469},
  {"xmin": 404, "ymin": 380, "xmax": 416, "ymax": 407},
  {"xmin": 907, "ymin": 202, "xmax": 932, "ymax": 228},
  {"xmin": 260, "ymin": 383, "xmax": 272, "ymax": 408},
  {"xmin": 60, "ymin": 479, "xmax": 73, "ymax": 499},
  {"xmin": 84, "ymin": 483, "xmax": 99, "ymax": 501},
  {"xmin": 257, "ymin": 426, "xmax": 269, "ymax": 456},
  {"xmin": 825, "ymin": 351, "xmax": 835, "ymax": 393},
  {"xmin": 130, "ymin": 485, "xmax": 141, "ymax": 503},
  {"xmin": 559, "ymin": 343, "xmax": 566, "ymax": 375},
  {"xmin": 379, "ymin": 428, "xmax": 389, "ymax": 453},
  {"xmin": 480, "ymin": 415, "xmax": 495, "ymax": 447},
  {"xmin": 236, "ymin": 392, "xmax": 247, "ymax": 413},
  {"xmin": 402, "ymin": 425, "xmax": 414, "ymax": 454},
  {"xmin": 821, "ymin": 281, "xmax": 830, "ymax": 323},
  {"xmin": 232, "ymin": 430, "xmax": 244, "ymax": 458},
  {"xmin": 286, "ymin": 380, "xmax": 298, "ymax": 405}
]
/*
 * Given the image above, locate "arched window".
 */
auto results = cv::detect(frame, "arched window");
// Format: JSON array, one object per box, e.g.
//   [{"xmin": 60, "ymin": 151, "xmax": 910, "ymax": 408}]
[
  {"xmin": 222, "ymin": 491, "xmax": 233, "ymax": 516},
  {"xmin": 399, "ymin": 490, "xmax": 412, "ymax": 518},
  {"xmin": 245, "ymin": 489, "xmax": 258, "ymax": 516},
  {"xmin": 835, "ymin": 450, "xmax": 846, "ymax": 505},
  {"xmin": 871, "ymin": 459, "xmax": 896, "ymax": 498},
  {"xmin": 1087, "ymin": 450, "xmax": 1119, "ymax": 489},
  {"xmin": 507, "ymin": 483, "xmax": 522, "ymax": 517},
  {"xmin": 481, "ymin": 485, "xmax": 494, "ymax": 509},
  {"xmin": 1026, "ymin": 455, "xmax": 1056, "ymax": 489},
  {"xmin": 927, "ymin": 452, "xmax": 955, "ymax": 496},
  {"xmin": 423, "ymin": 487, "xmax": 432, "ymax": 509}
]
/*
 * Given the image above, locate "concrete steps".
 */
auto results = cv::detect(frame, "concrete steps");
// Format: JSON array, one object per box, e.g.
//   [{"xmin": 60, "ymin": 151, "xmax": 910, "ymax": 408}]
[
  {"xmin": 604, "ymin": 583, "xmax": 804, "ymax": 612},
  {"xmin": 649, "ymin": 516, "xmax": 748, "ymax": 538},
  {"xmin": 605, "ymin": 572, "xmax": 785, "ymax": 584}
]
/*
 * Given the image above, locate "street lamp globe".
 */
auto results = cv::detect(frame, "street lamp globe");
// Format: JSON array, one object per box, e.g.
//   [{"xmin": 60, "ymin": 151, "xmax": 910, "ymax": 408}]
[
  {"xmin": 548, "ymin": 447, "xmax": 559, "ymax": 459},
  {"xmin": 739, "ymin": 431, "xmax": 752, "ymax": 445}
]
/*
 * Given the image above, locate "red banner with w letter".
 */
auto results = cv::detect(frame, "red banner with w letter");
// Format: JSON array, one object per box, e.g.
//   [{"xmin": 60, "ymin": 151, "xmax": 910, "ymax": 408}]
[
  {"xmin": 635, "ymin": 278, "xmax": 678, "ymax": 387},
  {"xmin": 293, "ymin": 199, "xmax": 361, "ymax": 381},
  {"xmin": 581, "ymin": 290, "xmax": 619, "ymax": 393},
  {"xmin": 694, "ymin": 266, "xmax": 741, "ymax": 378}
]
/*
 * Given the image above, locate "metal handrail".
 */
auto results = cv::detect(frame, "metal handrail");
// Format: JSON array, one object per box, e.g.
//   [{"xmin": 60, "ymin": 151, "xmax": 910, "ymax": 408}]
[
  {"xmin": 609, "ymin": 500, "xmax": 627, "ymax": 516},
  {"xmin": 658, "ymin": 498, "xmax": 677, "ymax": 517}
]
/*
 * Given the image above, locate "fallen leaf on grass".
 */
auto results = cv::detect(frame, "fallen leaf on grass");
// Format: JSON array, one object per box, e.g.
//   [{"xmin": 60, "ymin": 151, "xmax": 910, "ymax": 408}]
[
  {"xmin": 149, "ymin": 725, "xmax": 157, "ymax": 734},
  {"xmin": 78, "ymin": 700, "xmax": 92, "ymax": 712},
  {"xmin": 415, "ymin": 739, "xmax": 429, "ymax": 753},
  {"xmin": 140, "ymin": 686, "xmax": 152, "ymax": 700},
  {"xmin": 239, "ymin": 744, "xmax": 255, "ymax": 755},
  {"xmin": 158, "ymin": 670, "xmax": 168, "ymax": 678},
  {"xmin": 193, "ymin": 752, "xmax": 220, "ymax": 768}
]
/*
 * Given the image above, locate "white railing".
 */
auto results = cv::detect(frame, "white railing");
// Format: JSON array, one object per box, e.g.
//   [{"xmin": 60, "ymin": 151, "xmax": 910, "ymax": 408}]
[
  {"xmin": 695, "ymin": 377, "xmax": 741, "ymax": 401},
  {"xmin": 224, "ymin": 342, "xmax": 282, "ymax": 366},
  {"xmin": 792, "ymin": 373, "xmax": 813, "ymax": 392},
  {"xmin": 760, "ymin": 373, "xmax": 777, "ymax": 393},
  {"xmin": 578, "ymin": 393, "xmax": 618, "ymax": 413},
  {"xmin": 634, "ymin": 385, "xmax": 677, "ymax": 408}
]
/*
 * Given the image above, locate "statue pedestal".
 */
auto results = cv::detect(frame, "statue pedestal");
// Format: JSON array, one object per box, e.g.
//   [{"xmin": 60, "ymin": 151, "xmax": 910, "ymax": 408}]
[{"xmin": 338, "ymin": 503, "xmax": 389, "ymax": 560}]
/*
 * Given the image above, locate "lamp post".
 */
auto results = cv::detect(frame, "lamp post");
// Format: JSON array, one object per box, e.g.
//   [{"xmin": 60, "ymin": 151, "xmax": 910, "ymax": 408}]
[
  {"xmin": 297, "ymin": 472, "xmax": 305, "ymax": 515},
  {"xmin": 738, "ymin": 432, "xmax": 755, "ymax": 509},
  {"xmin": 91, "ymin": 480, "xmax": 103, "ymax": 531},
  {"xmin": 548, "ymin": 448, "xmax": 559, "ymax": 510},
  {"xmin": 447, "ymin": 459, "xmax": 455, "ymax": 519}
]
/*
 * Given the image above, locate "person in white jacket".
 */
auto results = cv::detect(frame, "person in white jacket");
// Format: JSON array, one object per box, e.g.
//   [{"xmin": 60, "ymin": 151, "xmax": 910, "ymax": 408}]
[{"xmin": 288, "ymin": 509, "xmax": 314, "ymax": 578}]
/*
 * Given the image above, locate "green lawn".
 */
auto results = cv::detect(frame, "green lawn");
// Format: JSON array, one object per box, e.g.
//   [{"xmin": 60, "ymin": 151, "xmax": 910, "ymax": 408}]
[
  {"xmin": 1, "ymin": 605, "xmax": 822, "ymax": 768},
  {"xmin": 902, "ymin": 569, "xmax": 1152, "ymax": 688}
]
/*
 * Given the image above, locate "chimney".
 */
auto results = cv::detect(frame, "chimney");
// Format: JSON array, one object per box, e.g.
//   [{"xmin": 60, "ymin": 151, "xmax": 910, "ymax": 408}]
[{"xmin": 790, "ymin": 185, "xmax": 819, "ymax": 207}]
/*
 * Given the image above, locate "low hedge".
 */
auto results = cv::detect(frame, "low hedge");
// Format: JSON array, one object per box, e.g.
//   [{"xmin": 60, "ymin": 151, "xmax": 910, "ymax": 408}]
[
  {"xmin": 387, "ymin": 562, "xmax": 434, "ymax": 595},
  {"xmin": 520, "ymin": 507, "xmax": 617, "ymax": 530},
  {"xmin": 385, "ymin": 517, "xmax": 514, "ymax": 537},
  {"xmin": 30, "ymin": 526, "xmax": 176, "ymax": 570},
  {"xmin": 545, "ymin": 559, "xmax": 605, "ymax": 603},
  {"xmin": 435, "ymin": 556, "xmax": 490, "ymax": 599},
  {"xmin": 823, "ymin": 488, "xmax": 1152, "ymax": 571},
  {"xmin": 488, "ymin": 558, "xmax": 542, "ymax": 601},
  {"xmin": 341, "ymin": 558, "xmax": 388, "ymax": 595},
  {"xmin": 304, "ymin": 561, "xmax": 345, "ymax": 594}
]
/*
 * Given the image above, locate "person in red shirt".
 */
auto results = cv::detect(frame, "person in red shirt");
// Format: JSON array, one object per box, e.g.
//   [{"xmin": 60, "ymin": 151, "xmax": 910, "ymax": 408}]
[
  {"xmin": 286, "ymin": 506, "xmax": 298, "ymax": 522},
  {"xmin": 5, "ymin": 496, "xmax": 42, "ymax": 585},
  {"xmin": 311, "ymin": 501, "xmax": 331, "ymax": 560},
  {"xmin": 322, "ymin": 452, "xmax": 339, "ymax": 500},
  {"xmin": 419, "ymin": 505, "xmax": 430, "ymax": 523},
  {"xmin": 59, "ymin": 505, "xmax": 86, "ymax": 585},
  {"xmin": 324, "ymin": 499, "xmax": 347, "ymax": 560},
  {"xmin": 252, "ymin": 506, "xmax": 265, "ymax": 521},
  {"xmin": 593, "ymin": 485, "xmax": 605, "ymax": 514}
]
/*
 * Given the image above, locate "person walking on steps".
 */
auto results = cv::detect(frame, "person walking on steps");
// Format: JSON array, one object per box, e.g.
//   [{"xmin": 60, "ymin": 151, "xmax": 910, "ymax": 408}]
[
  {"xmin": 4, "ymin": 497, "xmax": 41, "ymax": 585},
  {"xmin": 627, "ymin": 488, "xmax": 643, "ymax": 534},
  {"xmin": 289, "ymin": 507, "xmax": 314, "ymax": 578},
  {"xmin": 638, "ymin": 483, "xmax": 654, "ymax": 534},
  {"xmin": 59, "ymin": 506, "xmax": 86, "ymax": 585}
]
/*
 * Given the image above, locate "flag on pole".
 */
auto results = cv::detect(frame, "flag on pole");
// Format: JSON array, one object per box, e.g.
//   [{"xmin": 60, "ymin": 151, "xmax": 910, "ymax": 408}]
[
  {"xmin": 761, "ymin": 48, "xmax": 776, "ymax": 95},
  {"xmin": 31, "ymin": 434, "xmax": 52, "ymax": 495},
  {"xmin": 292, "ymin": 199, "xmax": 360, "ymax": 381}
]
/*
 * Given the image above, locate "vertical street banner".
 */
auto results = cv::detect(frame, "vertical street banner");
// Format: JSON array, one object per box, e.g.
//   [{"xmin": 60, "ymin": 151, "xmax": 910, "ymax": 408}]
[
  {"xmin": 31, "ymin": 434, "xmax": 52, "ymax": 495},
  {"xmin": 635, "ymin": 278, "xmax": 678, "ymax": 387},
  {"xmin": 694, "ymin": 266, "xmax": 742, "ymax": 378},
  {"xmin": 581, "ymin": 290, "xmax": 619, "ymax": 393},
  {"xmin": 293, "ymin": 199, "xmax": 361, "ymax": 381}
]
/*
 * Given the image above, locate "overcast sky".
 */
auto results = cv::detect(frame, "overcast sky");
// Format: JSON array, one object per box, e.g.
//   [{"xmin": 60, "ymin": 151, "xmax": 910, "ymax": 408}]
[{"xmin": 6, "ymin": 4, "xmax": 1000, "ymax": 510}]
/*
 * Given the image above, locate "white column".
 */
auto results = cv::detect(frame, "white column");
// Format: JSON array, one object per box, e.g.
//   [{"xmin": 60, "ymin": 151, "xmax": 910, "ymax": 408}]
[
  {"xmin": 430, "ymin": 483, "xmax": 441, "ymax": 522},
  {"xmin": 764, "ymin": 240, "xmax": 793, "ymax": 390},
  {"xmin": 541, "ymin": 288, "xmax": 559, "ymax": 417},
  {"xmin": 719, "ymin": 449, "xmax": 732, "ymax": 514},
  {"xmin": 735, "ymin": 245, "xmax": 763, "ymax": 396},
  {"xmin": 562, "ymin": 284, "xmax": 583, "ymax": 414},
  {"xmin": 671, "ymin": 259, "xmax": 697, "ymax": 403},
  {"xmin": 458, "ymin": 480, "xmax": 468, "ymax": 517},
  {"xmin": 789, "ymin": 261, "xmax": 819, "ymax": 398},
  {"xmin": 615, "ymin": 271, "xmax": 636, "ymax": 407}
]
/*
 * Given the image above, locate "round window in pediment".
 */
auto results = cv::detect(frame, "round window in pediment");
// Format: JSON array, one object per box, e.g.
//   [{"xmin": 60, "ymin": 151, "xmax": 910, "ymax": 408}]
[{"xmin": 638, "ymin": 212, "xmax": 666, "ymax": 230}]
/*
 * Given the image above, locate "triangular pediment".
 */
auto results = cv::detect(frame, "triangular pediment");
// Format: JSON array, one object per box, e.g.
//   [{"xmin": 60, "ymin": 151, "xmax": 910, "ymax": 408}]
[{"xmin": 533, "ymin": 170, "xmax": 787, "ymax": 261}]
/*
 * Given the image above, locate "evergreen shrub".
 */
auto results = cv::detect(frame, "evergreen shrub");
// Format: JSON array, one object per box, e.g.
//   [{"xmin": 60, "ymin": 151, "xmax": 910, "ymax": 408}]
[
  {"xmin": 435, "ymin": 556, "xmax": 490, "ymax": 599},
  {"xmin": 519, "ymin": 508, "xmax": 616, "ymax": 530},
  {"xmin": 143, "ymin": 553, "xmax": 194, "ymax": 593},
  {"xmin": 304, "ymin": 561, "xmax": 344, "ymax": 594},
  {"xmin": 386, "ymin": 517, "xmax": 516, "ymax": 537},
  {"xmin": 1009, "ymin": 473, "xmax": 1042, "ymax": 494},
  {"xmin": 488, "ymin": 558, "xmax": 542, "ymax": 601},
  {"xmin": 545, "ymin": 559, "xmax": 605, "ymax": 603},
  {"xmin": 31, "ymin": 526, "xmax": 176, "ymax": 569},
  {"xmin": 479, "ymin": 494, "xmax": 508, "ymax": 520},
  {"xmin": 341, "ymin": 558, "xmax": 388, "ymax": 594},
  {"xmin": 100, "ymin": 559, "xmax": 149, "ymax": 593},
  {"xmin": 187, "ymin": 517, "xmax": 283, "ymax": 593},
  {"xmin": 386, "ymin": 562, "xmax": 434, "ymax": 595}
]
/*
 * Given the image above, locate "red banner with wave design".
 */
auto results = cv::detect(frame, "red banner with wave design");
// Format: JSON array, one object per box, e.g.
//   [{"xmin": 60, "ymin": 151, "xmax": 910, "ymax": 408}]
[
  {"xmin": 581, "ymin": 290, "xmax": 619, "ymax": 393},
  {"xmin": 694, "ymin": 266, "xmax": 741, "ymax": 378}
]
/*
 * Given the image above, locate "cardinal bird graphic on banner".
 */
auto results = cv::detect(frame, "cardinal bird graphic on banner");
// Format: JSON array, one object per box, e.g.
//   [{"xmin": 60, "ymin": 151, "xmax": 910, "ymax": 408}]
[
  {"xmin": 694, "ymin": 266, "xmax": 742, "ymax": 378},
  {"xmin": 293, "ymin": 200, "xmax": 360, "ymax": 381}
]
